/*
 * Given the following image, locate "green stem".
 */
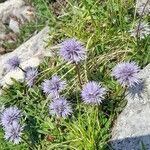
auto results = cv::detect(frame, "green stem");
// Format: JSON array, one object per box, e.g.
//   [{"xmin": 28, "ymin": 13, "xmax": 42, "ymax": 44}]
[
  {"xmin": 121, "ymin": 85, "xmax": 127, "ymax": 100},
  {"xmin": 75, "ymin": 63, "xmax": 82, "ymax": 89},
  {"xmin": 21, "ymin": 137, "xmax": 35, "ymax": 150}
]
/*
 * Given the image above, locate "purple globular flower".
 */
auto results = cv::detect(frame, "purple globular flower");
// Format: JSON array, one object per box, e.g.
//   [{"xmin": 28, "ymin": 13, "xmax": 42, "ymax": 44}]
[
  {"xmin": 1, "ymin": 107, "xmax": 22, "ymax": 127},
  {"xmin": 6, "ymin": 56, "xmax": 21, "ymax": 70},
  {"xmin": 59, "ymin": 38, "xmax": 86, "ymax": 64},
  {"xmin": 49, "ymin": 98, "xmax": 72, "ymax": 118},
  {"xmin": 24, "ymin": 67, "xmax": 38, "ymax": 87},
  {"xmin": 42, "ymin": 75, "xmax": 66, "ymax": 96},
  {"xmin": 81, "ymin": 81, "xmax": 106, "ymax": 105},
  {"xmin": 112, "ymin": 62, "xmax": 140, "ymax": 87},
  {"xmin": 4, "ymin": 121, "xmax": 23, "ymax": 144}
]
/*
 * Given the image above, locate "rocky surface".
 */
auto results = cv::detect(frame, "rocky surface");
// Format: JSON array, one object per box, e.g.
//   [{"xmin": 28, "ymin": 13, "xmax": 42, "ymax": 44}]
[
  {"xmin": 0, "ymin": 0, "xmax": 35, "ymax": 53},
  {"xmin": 0, "ymin": 26, "xmax": 51, "ymax": 94},
  {"xmin": 111, "ymin": 64, "xmax": 150, "ymax": 150},
  {"xmin": 136, "ymin": 0, "xmax": 150, "ymax": 15}
]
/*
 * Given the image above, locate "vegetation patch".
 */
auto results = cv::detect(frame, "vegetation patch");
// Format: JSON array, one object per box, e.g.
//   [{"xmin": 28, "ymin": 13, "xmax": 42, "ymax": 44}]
[{"xmin": 0, "ymin": 0, "xmax": 149, "ymax": 149}]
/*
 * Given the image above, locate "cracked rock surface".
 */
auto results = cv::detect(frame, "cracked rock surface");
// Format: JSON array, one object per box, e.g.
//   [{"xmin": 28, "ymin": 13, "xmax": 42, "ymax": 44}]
[
  {"xmin": 0, "ymin": 0, "xmax": 35, "ymax": 53},
  {"xmin": 136, "ymin": 0, "xmax": 150, "ymax": 15}
]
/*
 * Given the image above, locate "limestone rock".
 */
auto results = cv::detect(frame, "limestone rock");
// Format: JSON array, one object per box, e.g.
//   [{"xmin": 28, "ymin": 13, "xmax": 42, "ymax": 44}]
[
  {"xmin": 12, "ymin": 5, "xmax": 35, "ymax": 23},
  {"xmin": 0, "ymin": 0, "xmax": 25, "ymax": 22},
  {"xmin": 0, "ymin": 0, "xmax": 35, "ymax": 42},
  {"xmin": 111, "ymin": 64, "xmax": 150, "ymax": 149},
  {"xmin": 0, "ymin": 26, "xmax": 51, "ymax": 91},
  {"xmin": 9, "ymin": 18, "xmax": 20, "ymax": 33},
  {"xmin": 136, "ymin": 0, "xmax": 150, "ymax": 15}
]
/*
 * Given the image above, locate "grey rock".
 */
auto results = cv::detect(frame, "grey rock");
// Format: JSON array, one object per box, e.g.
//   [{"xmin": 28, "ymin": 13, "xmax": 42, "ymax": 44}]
[
  {"xmin": 12, "ymin": 5, "xmax": 35, "ymax": 23},
  {"xmin": 0, "ymin": 0, "xmax": 35, "ymax": 37},
  {"xmin": 111, "ymin": 64, "xmax": 150, "ymax": 150},
  {"xmin": 136, "ymin": 0, "xmax": 150, "ymax": 15},
  {"xmin": 0, "ymin": 26, "xmax": 51, "ymax": 92},
  {"xmin": 0, "ymin": 0, "xmax": 25, "ymax": 22},
  {"xmin": 0, "ymin": 21, "xmax": 6, "ymax": 45},
  {"xmin": 9, "ymin": 18, "xmax": 20, "ymax": 33}
]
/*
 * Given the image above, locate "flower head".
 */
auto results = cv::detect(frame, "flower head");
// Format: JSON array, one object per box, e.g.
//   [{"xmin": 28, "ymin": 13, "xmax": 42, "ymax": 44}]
[
  {"xmin": 1, "ymin": 107, "xmax": 22, "ymax": 127},
  {"xmin": 4, "ymin": 121, "xmax": 23, "ymax": 144},
  {"xmin": 6, "ymin": 56, "xmax": 21, "ymax": 70},
  {"xmin": 81, "ymin": 81, "xmax": 106, "ymax": 105},
  {"xmin": 112, "ymin": 62, "xmax": 140, "ymax": 87},
  {"xmin": 59, "ymin": 38, "xmax": 86, "ymax": 64},
  {"xmin": 42, "ymin": 75, "xmax": 66, "ymax": 96},
  {"xmin": 24, "ymin": 67, "xmax": 38, "ymax": 87},
  {"xmin": 130, "ymin": 22, "xmax": 150, "ymax": 39},
  {"xmin": 49, "ymin": 98, "xmax": 72, "ymax": 118}
]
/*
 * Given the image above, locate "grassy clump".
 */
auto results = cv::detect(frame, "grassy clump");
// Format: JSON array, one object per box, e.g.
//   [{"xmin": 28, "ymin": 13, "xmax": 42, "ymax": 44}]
[{"xmin": 0, "ymin": 0, "xmax": 150, "ymax": 149}]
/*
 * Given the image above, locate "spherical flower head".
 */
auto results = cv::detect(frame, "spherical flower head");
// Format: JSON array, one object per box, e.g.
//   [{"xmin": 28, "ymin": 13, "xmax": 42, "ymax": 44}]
[
  {"xmin": 42, "ymin": 75, "xmax": 66, "ymax": 96},
  {"xmin": 49, "ymin": 98, "xmax": 72, "ymax": 118},
  {"xmin": 6, "ymin": 56, "xmax": 21, "ymax": 70},
  {"xmin": 81, "ymin": 81, "xmax": 106, "ymax": 105},
  {"xmin": 4, "ymin": 121, "xmax": 23, "ymax": 144},
  {"xmin": 112, "ymin": 62, "xmax": 140, "ymax": 87},
  {"xmin": 1, "ymin": 107, "xmax": 22, "ymax": 127},
  {"xmin": 24, "ymin": 67, "xmax": 38, "ymax": 87},
  {"xmin": 59, "ymin": 38, "xmax": 86, "ymax": 64},
  {"xmin": 130, "ymin": 22, "xmax": 150, "ymax": 40}
]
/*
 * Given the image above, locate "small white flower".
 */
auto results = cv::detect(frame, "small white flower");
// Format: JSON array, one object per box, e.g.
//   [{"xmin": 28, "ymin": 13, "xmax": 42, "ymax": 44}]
[{"xmin": 130, "ymin": 22, "xmax": 150, "ymax": 39}]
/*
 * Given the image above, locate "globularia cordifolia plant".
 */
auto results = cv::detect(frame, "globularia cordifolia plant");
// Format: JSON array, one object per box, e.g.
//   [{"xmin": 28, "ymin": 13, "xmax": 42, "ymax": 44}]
[
  {"xmin": 49, "ymin": 97, "xmax": 72, "ymax": 118},
  {"xmin": 6, "ymin": 56, "xmax": 21, "ymax": 71},
  {"xmin": 1, "ymin": 107, "xmax": 23, "ymax": 144},
  {"xmin": 1, "ymin": 37, "xmax": 142, "ymax": 148},
  {"xmin": 112, "ymin": 61, "xmax": 141, "ymax": 87},
  {"xmin": 59, "ymin": 38, "xmax": 86, "ymax": 88},
  {"xmin": 1, "ymin": 106, "xmax": 22, "ymax": 127},
  {"xmin": 81, "ymin": 81, "xmax": 106, "ymax": 105},
  {"xmin": 42, "ymin": 75, "xmax": 66, "ymax": 98},
  {"xmin": 6, "ymin": 55, "xmax": 26, "ymax": 72},
  {"xmin": 4, "ymin": 121, "xmax": 23, "ymax": 144},
  {"xmin": 24, "ymin": 67, "xmax": 38, "ymax": 87}
]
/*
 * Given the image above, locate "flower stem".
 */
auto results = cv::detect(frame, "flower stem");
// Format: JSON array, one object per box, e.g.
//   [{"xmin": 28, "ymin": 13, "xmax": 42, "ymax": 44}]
[
  {"xmin": 75, "ymin": 63, "xmax": 82, "ymax": 89},
  {"xmin": 18, "ymin": 66, "xmax": 25, "ymax": 73},
  {"xmin": 121, "ymin": 85, "xmax": 127, "ymax": 100},
  {"xmin": 21, "ymin": 137, "xmax": 35, "ymax": 150}
]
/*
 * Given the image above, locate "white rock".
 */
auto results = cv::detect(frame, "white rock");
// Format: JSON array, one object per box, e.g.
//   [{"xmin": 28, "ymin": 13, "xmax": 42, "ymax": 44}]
[
  {"xmin": 0, "ymin": 0, "xmax": 25, "ymax": 22},
  {"xmin": 0, "ymin": 0, "xmax": 35, "ymax": 35},
  {"xmin": 0, "ymin": 26, "xmax": 51, "ymax": 91},
  {"xmin": 12, "ymin": 5, "xmax": 35, "ymax": 24},
  {"xmin": 136, "ymin": 0, "xmax": 150, "ymax": 15},
  {"xmin": 9, "ymin": 18, "xmax": 20, "ymax": 33},
  {"xmin": 111, "ymin": 64, "xmax": 150, "ymax": 149}
]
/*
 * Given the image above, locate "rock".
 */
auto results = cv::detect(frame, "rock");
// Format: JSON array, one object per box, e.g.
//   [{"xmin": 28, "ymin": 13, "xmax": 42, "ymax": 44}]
[
  {"xmin": 0, "ymin": 26, "xmax": 51, "ymax": 91},
  {"xmin": 0, "ymin": 0, "xmax": 25, "ymax": 22},
  {"xmin": 111, "ymin": 64, "xmax": 150, "ymax": 149},
  {"xmin": 9, "ymin": 18, "xmax": 20, "ymax": 33},
  {"xmin": 136, "ymin": 0, "xmax": 150, "ymax": 15},
  {"xmin": 12, "ymin": 6, "xmax": 35, "ymax": 23},
  {"xmin": 0, "ymin": 0, "xmax": 35, "ymax": 44}
]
